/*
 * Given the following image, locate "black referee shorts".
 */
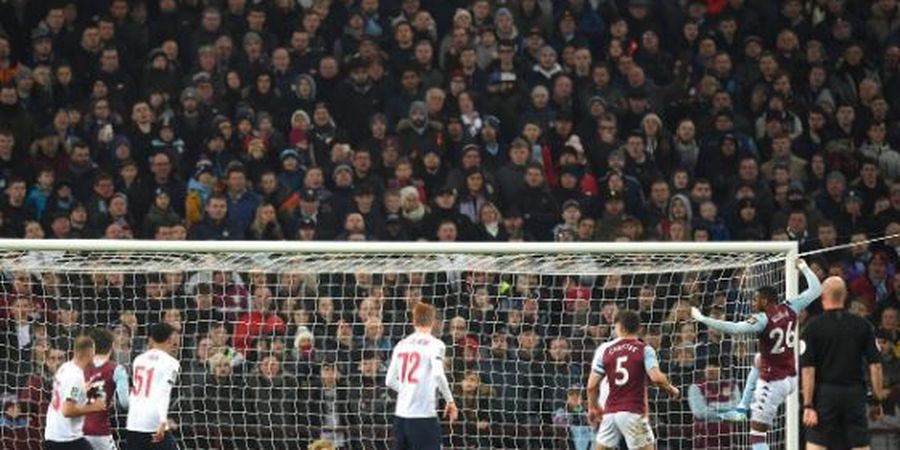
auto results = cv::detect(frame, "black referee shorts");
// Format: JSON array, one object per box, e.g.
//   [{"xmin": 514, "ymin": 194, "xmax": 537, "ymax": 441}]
[
  {"xmin": 124, "ymin": 431, "xmax": 178, "ymax": 450},
  {"xmin": 45, "ymin": 438, "xmax": 92, "ymax": 450},
  {"xmin": 806, "ymin": 384, "xmax": 870, "ymax": 448},
  {"xmin": 393, "ymin": 416, "xmax": 441, "ymax": 450}
]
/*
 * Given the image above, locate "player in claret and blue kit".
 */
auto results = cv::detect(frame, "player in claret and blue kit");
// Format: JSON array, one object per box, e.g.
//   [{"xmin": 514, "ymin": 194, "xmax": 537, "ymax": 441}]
[
  {"xmin": 691, "ymin": 258, "xmax": 822, "ymax": 450},
  {"xmin": 587, "ymin": 310, "xmax": 680, "ymax": 450},
  {"xmin": 83, "ymin": 328, "xmax": 129, "ymax": 450}
]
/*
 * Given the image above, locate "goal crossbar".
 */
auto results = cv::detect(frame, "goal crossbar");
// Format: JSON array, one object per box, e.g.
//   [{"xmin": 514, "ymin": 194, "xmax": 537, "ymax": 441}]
[{"xmin": 0, "ymin": 239, "xmax": 798, "ymax": 255}]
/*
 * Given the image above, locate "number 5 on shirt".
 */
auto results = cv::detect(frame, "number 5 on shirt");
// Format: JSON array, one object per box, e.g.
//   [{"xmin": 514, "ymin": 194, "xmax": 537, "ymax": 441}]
[
  {"xmin": 398, "ymin": 352, "xmax": 421, "ymax": 384},
  {"xmin": 614, "ymin": 356, "xmax": 630, "ymax": 386},
  {"xmin": 131, "ymin": 366, "xmax": 155, "ymax": 397}
]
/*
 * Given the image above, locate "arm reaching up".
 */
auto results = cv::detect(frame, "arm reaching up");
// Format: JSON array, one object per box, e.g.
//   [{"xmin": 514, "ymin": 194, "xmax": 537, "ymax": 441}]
[{"xmin": 788, "ymin": 259, "xmax": 823, "ymax": 314}]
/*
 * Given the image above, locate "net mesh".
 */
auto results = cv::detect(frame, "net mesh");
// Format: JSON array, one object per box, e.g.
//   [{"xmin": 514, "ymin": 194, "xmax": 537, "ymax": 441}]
[{"xmin": 0, "ymin": 248, "xmax": 790, "ymax": 450}]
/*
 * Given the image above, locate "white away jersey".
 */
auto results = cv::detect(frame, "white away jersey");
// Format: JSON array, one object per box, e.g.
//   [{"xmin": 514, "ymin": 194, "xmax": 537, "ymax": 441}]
[
  {"xmin": 386, "ymin": 332, "xmax": 450, "ymax": 418},
  {"xmin": 126, "ymin": 349, "xmax": 180, "ymax": 432},
  {"xmin": 45, "ymin": 361, "xmax": 88, "ymax": 442}
]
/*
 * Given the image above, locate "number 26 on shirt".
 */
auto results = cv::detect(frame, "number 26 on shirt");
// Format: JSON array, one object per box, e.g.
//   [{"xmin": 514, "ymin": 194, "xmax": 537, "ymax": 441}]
[
  {"xmin": 769, "ymin": 321, "xmax": 796, "ymax": 354},
  {"xmin": 397, "ymin": 352, "xmax": 421, "ymax": 384},
  {"xmin": 131, "ymin": 366, "xmax": 155, "ymax": 397}
]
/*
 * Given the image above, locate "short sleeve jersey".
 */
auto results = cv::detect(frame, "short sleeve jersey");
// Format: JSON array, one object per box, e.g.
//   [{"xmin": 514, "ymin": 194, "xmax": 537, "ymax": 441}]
[
  {"xmin": 126, "ymin": 349, "xmax": 180, "ymax": 432},
  {"xmin": 591, "ymin": 337, "xmax": 658, "ymax": 414},
  {"xmin": 758, "ymin": 304, "xmax": 798, "ymax": 381},
  {"xmin": 388, "ymin": 332, "xmax": 446, "ymax": 418},
  {"xmin": 45, "ymin": 361, "xmax": 88, "ymax": 442},
  {"xmin": 84, "ymin": 358, "xmax": 118, "ymax": 436}
]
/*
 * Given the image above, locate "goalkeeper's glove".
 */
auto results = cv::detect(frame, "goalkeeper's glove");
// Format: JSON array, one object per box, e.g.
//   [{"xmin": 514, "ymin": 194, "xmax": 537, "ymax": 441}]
[{"xmin": 690, "ymin": 307, "xmax": 704, "ymax": 321}]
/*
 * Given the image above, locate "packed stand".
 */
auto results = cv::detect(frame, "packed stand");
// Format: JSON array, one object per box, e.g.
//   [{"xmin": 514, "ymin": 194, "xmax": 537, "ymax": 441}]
[{"xmin": 0, "ymin": 0, "xmax": 899, "ymax": 448}]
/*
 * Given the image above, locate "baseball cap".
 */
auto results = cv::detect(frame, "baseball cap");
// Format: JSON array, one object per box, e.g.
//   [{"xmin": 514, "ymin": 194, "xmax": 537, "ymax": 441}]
[
  {"xmin": 180, "ymin": 87, "xmax": 199, "ymax": 102},
  {"xmin": 562, "ymin": 199, "xmax": 581, "ymax": 211},
  {"xmin": 332, "ymin": 164, "xmax": 352, "ymax": 178},
  {"xmin": 192, "ymin": 72, "xmax": 213, "ymax": 86},
  {"xmin": 435, "ymin": 185, "xmax": 456, "ymax": 196},
  {"xmin": 31, "ymin": 26, "xmax": 51, "ymax": 41},
  {"xmin": 300, "ymin": 189, "xmax": 318, "ymax": 202},
  {"xmin": 280, "ymin": 148, "xmax": 300, "ymax": 161},
  {"xmin": 826, "ymin": 171, "xmax": 846, "ymax": 184}
]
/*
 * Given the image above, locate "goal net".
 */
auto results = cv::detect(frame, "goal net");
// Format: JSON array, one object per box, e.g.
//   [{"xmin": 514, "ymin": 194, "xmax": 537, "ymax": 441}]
[{"xmin": 0, "ymin": 241, "xmax": 798, "ymax": 450}]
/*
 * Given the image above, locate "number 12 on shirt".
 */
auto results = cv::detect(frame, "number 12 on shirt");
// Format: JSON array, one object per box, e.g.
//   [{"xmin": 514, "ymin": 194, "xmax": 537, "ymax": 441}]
[
  {"xmin": 131, "ymin": 366, "xmax": 155, "ymax": 397},
  {"xmin": 397, "ymin": 352, "xmax": 421, "ymax": 383}
]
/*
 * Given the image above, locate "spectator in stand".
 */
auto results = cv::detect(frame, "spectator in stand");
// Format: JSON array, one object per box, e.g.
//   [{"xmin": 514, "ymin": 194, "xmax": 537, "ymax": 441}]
[
  {"xmin": 347, "ymin": 352, "xmax": 391, "ymax": 449},
  {"xmin": 850, "ymin": 252, "xmax": 895, "ymax": 314},
  {"xmin": 248, "ymin": 355, "xmax": 301, "ymax": 438},
  {"xmin": 874, "ymin": 331, "xmax": 900, "ymax": 418},
  {"xmin": 233, "ymin": 286, "xmax": 286, "ymax": 354}
]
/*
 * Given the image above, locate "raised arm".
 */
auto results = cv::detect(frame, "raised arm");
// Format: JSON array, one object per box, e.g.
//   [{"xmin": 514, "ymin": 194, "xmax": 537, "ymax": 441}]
[
  {"xmin": 788, "ymin": 259, "xmax": 822, "ymax": 313},
  {"xmin": 691, "ymin": 308, "xmax": 768, "ymax": 336}
]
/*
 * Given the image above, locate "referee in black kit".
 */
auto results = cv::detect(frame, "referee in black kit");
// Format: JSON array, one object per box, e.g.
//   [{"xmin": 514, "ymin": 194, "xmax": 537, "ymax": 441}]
[{"xmin": 800, "ymin": 275, "xmax": 886, "ymax": 450}]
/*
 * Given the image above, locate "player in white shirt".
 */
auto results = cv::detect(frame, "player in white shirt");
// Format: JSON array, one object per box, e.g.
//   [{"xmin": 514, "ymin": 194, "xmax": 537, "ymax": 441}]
[
  {"xmin": 386, "ymin": 303, "xmax": 458, "ymax": 450},
  {"xmin": 125, "ymin": 323, "xmax": 181, "ymax": 450},
  {"xmin": 45, "ymin": 335, "xmax": 108, "ymax": 450}
]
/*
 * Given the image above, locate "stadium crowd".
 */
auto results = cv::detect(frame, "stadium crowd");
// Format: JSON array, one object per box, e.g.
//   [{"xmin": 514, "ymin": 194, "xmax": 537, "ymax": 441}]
[{"xmin": 0, "ymin": 0, "xmax": 899, "ymax": 448}]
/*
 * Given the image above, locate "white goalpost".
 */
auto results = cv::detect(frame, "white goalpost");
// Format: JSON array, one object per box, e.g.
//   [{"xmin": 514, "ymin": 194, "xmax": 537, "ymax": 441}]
[{"xmin": 0, "ymin": 240, "xmax": 799, "ymax": 450}]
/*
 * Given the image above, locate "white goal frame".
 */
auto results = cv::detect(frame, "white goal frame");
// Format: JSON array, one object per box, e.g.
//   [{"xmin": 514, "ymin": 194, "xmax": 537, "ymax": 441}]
[{"xmin": 0, "ymin": 239, "xmax": 799, "ymax": 450}]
